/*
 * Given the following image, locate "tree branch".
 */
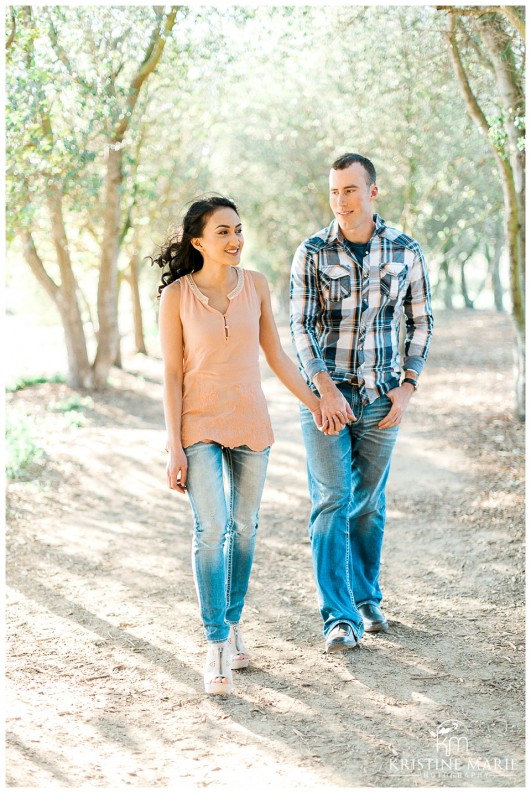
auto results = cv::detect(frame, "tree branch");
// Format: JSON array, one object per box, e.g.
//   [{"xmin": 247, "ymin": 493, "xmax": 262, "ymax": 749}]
[
  {"xmin": 21, "ymin": 230, "xmax": 60, "ymax": 304},
  {"xmin": 445, "ymin": 11, "xmax": 524, "ymax": 339},
  {"xmin": 500, "ymin": 6, "xmax": 525, "ymax": 39},
  {"xmin": 437, "ymin": 5, "xmax": 525, "ymax": 38},
  {"xmin": 113, "ymin": 6, "xmax": 179, "ymax": 143},
  {"xmin": 119, "ymin": 130, "xmax": 146, "ymax": 247},
  {"xmin": 437, "ymin": 6, "xmax": 506, "ymax": 19},
  {"xmin": 47, "ymin": 17, "xmax": 97, "ymax": 94},
  {"xmin": 477, "ymin": 16, "xmax": 525, "ymax": 118},
  {"xmin": 6, "ymin": 8, "xmax": 16, "ymax": 51},
  {"xmin": 447, "ymin": 16, "xmax": 492, "ymax": 139},
  {"xmin": 461, "ymin": 22, "xmax": 494, "ymax": 72}
]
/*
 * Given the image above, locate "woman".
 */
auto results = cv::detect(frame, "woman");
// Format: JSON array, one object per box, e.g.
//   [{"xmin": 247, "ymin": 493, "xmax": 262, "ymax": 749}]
[{"xmin": 155, "ymin": 196, "xmax": 328, "ymax": 696}]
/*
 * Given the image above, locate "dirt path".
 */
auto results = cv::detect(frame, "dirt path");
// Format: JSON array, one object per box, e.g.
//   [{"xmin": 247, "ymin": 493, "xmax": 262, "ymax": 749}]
[{"xmin": 6, "ymin": 310, "xmax": 524, "ymax": 788}]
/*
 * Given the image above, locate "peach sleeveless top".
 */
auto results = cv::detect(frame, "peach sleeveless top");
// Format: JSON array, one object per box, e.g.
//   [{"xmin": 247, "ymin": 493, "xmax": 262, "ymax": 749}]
[{"xmin": 179, "ymin": 267, "xmax": 274, "ymax": 451}]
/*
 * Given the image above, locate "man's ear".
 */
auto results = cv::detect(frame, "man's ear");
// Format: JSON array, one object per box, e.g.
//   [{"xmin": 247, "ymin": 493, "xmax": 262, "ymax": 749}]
[{"xmin": 370, "ymin": 184, "xmax": 379, "ymax": 201}]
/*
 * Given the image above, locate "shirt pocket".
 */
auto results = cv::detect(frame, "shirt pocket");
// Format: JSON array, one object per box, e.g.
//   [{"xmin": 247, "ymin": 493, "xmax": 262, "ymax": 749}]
[
  {"xmin": 319, "ymin": 264, "xmax": 352, "ymax": 303},
  {"xmin": 380, "ymin": 262, "xmax": 408, "ymax": 302}
]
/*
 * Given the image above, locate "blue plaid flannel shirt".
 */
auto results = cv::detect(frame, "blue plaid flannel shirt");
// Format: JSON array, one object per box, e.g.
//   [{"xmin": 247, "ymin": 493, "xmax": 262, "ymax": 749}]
[{"xmin": 289, "ymin": 213, "xmax": 434, "ymax": 404}]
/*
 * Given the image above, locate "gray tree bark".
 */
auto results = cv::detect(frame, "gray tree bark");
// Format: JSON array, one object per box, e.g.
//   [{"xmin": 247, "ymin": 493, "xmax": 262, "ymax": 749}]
[
  {"xmin": 445, "ymin": 10, "xmax": 525, "ymax": 418},
  {"xmin": 17, "ymin": 7, "xmax": 178, "ymax": 389}
]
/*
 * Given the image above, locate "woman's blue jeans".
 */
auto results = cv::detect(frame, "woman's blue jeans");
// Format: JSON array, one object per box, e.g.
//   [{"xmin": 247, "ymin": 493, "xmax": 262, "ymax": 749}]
[
  {"xmin": 300, "ymin": 386, "xmax": 399, "ymax": 640},
  {"xmin": 184, "ymin": 441, "xmax": 270, "ymax": 643}
]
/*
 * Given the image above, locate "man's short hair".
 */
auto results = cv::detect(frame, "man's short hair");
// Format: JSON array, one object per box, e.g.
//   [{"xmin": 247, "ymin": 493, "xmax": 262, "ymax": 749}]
[{"xmin": 331, "ymin": 153, "xmax": 376, "ymax": 186}]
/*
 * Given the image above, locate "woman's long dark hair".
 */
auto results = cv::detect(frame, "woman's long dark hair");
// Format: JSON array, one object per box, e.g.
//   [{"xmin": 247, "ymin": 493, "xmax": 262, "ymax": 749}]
[{"xmin": 151, "ymin": 195, "xmax": 239, "ymax": 297}]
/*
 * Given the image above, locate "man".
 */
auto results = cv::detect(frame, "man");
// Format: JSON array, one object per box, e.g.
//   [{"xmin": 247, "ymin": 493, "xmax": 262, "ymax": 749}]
[{"xmin": 290, "ymin": 153, "xmax": 433, "ymax": 653}]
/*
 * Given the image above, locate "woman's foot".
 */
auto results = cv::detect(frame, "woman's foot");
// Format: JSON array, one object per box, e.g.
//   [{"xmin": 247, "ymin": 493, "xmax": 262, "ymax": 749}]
[
  {"xmin": 204, "ymin": 642, "xmax": 233, "ymax": 695},
  {"xmin": 228, "ymin": 624, "xmax": 250, "ymax": 669}
]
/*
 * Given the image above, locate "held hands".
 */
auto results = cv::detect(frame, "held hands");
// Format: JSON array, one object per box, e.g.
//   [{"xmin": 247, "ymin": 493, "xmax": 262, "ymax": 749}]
[
  {"xmin": 166, "ymin": 446, "xmax": 188, "ymax": 494},
  {"xmin": 311, "ymin": 381, "xmax": 415, "ymax": 434},
  {"xmin": 310, "ymin": 388, "xmax": 356, "ymax": 435}
]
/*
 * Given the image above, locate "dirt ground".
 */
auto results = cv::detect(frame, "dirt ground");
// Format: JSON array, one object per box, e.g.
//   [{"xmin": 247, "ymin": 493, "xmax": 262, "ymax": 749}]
[{"xmin": 5, "ymin": 310, "xmax": 525, "ymax": 789}]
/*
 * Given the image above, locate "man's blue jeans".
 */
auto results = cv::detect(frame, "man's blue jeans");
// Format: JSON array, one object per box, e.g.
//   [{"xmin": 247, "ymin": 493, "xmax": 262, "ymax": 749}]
[
  {"xmin": 184, "ymin": 441, "xmax": 270, "ymax": 643},
  {"xmin": 300, "ymin": 386, "xmax": 399, "ymax": 640}
]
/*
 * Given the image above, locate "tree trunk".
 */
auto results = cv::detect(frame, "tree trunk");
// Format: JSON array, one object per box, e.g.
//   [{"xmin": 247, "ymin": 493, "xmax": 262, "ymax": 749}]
[
  {"xmin": 488, "ymin": 234, "xmax": 505, "ymax": 312},
  {"xmin": 460, "ymin": 254, "xmax": 474, "ymax": 309},
  {"xmin": 514, "ymin": 325, "xmax": 525, "ymax": 421},
  {"xmin": 21, "ymin": 229, "xmax": 93, "ymax": 388},
  {"xmin": 17, "ymin": 7, "xmax": 178, "ymax": 391},
  {"xmin": 113, "ymin": 269, "xmax": 124, "ymax": 369},
  {"xmin": 441, "ymin": 260, "xmax": 454, "ymax": 309},
  {"xmin": 55, "ymin": 295, "xmax": 94, "ymax": 388},
  {"xmin": 446, "ymin": 12, "xmax": 525, "ymax": 418},
  {"xmin": 476, "ymin": 17, "xmax": 525, "ymax": 418},
  {"xmin": 91, "ymin": 9, "xmax": 178, "ymax": 387},
  {"xmin": 93, "ymin": 146, "xmax": 122, "ymax": 388},
  {"xmin": 129, "ymin": 253, "xmax": 147, "ymax": 354},
  {"xmin": 479, "ymin": 25, "xmax": 525, "ymax": 293},
  {"xmin": 500, "ymin": 154, "xmax": 525, "ymax": 419}
]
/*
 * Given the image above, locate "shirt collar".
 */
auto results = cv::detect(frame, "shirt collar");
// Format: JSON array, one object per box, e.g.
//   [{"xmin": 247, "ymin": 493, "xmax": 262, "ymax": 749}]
[
  {"xmin": 186, "ymin": 267, "xmax": 243, "ymax": 305},
  {"xmin": 328, "ymin": 213, "xmax": 386, "ymax": 245}
]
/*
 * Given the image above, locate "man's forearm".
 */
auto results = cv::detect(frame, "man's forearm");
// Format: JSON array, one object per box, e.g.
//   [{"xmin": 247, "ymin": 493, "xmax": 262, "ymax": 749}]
[{"xmin": 312, "ymin": 370, "xmax": 338, "ymax": 396}]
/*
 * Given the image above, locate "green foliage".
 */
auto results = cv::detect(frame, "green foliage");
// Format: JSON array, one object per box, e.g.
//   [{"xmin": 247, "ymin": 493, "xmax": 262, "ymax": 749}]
[
  {"xmin": 5, "ymin": 5, "xmax": 173, "ymax": 237},
  {"xmin": 5, "ymin": 410, "xmax": 44, "ymax": 479},
  {"xmin": 6, "ymin": 373, "xmax": 67, "ymax": 393},
  {"xmin": 48, "ymin": 395, "xmax": 95, "ymax": 427},
  {"xmin": 61, "ymin": 411, "xmax": 85, "ymax": 428},
  {"xmin": 5, "ymin": 3, "xmax": 522, "ymax": 322},
  {"xmin": 52, "ymin": 395, "xmax": 94, "ymax": 412},
  {"xmin": 184, "ymin": 5, "xmax": 504, "ymax": 292}
]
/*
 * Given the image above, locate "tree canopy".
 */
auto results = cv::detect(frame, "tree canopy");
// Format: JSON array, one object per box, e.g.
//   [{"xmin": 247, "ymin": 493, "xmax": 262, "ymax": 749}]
[{"xmin": 5, "ymin": 5, "xmax": 525, "ymax": 406}]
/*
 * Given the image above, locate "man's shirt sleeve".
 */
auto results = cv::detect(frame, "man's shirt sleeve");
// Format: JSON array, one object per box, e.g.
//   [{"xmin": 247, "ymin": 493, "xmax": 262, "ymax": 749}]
[
  {"xmin": 403, "ymin": 244, "xmax": 434, "ymax": 375},
  {"xmin": 289, "ymin": 242, "xmax": 328, "ymax": 382}
]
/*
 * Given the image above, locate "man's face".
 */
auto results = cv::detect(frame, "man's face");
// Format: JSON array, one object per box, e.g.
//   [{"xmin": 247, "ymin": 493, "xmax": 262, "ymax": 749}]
[{"xmin": 329, "ymin": 163, "xmax": 378, "ymax": 236}]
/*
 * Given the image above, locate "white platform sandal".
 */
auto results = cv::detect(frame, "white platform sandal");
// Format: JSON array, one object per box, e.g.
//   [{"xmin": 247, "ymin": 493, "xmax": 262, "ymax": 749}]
[
  {"xmin": 204, "ymin": 642, "xmax": 233, "ymax": 695},
  {"xmin": 228, "ymin": 624, "xmax": 250, "ymax": 670}
]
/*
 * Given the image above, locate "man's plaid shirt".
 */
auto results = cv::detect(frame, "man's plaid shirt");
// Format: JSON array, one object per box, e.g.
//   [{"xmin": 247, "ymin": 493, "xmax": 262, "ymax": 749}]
[{"xmin": 289, "ymin": 213, "xmax": 434, "ymax": 404}]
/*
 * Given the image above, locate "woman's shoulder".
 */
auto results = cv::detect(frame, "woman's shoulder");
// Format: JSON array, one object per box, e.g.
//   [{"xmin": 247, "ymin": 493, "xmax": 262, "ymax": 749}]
[
  {"xmin": 246, "ymin": 269, "xmax": 269, "ymax": 294},
  {"xmin": 159, "ymin": 278, "xmax": 183, "ymax": 307}
]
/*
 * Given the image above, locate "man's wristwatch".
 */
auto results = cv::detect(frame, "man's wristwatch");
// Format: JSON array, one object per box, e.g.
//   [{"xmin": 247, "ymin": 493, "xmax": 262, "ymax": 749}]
[{"xmin": 402, "ymin": 377, "xmax": 419, "ymax": 391}]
